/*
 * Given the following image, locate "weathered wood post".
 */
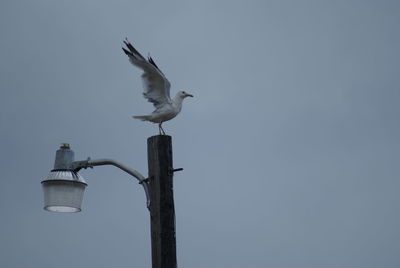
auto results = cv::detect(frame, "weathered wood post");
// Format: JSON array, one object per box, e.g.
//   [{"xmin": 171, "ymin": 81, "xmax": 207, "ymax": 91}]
[{"xmin": 147, "ymin": 135, "xmax": 177, "ymax": 268}]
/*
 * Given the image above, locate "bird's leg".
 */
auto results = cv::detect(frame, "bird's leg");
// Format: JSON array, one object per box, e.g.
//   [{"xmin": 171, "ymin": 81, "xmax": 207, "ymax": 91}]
[
  {"xmin": 158, "ymin": 123, "xmax": 166, "ymax": 135},
  {"xmin": 160, "ymin": 123, "xmax": 166, "ymax": 135}
]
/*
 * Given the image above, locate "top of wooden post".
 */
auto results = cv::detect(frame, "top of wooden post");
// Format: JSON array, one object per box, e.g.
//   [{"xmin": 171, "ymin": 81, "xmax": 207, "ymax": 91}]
[{"xmin": 147, "ymin": 134, "xmax": 172, "ymax": 142}]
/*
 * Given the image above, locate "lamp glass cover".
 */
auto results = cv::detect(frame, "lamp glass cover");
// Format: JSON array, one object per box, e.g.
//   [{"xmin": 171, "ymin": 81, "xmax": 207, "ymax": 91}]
[{"xmin": 42, "ymin": 171, "xmax": 87, "ymax": 212}]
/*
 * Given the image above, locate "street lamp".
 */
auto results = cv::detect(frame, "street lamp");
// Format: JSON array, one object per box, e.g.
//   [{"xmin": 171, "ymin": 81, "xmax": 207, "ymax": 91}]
[
  {"xmin": 41, "ymin": 143, "xmax": 150, "ymax": 212},
  {"xmin": 42, "ymin": 143, "xmax": 87, "ymax": 212},
  {"xmin": 41, "ymin": 138, "xmax": 177, "ymax": 268}
]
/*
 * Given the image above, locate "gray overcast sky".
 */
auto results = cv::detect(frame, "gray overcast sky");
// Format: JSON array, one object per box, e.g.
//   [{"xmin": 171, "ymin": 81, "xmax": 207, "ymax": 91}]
[{"xmin": 1, "ymin": 0, "xmax": 400, "ymax": 267}]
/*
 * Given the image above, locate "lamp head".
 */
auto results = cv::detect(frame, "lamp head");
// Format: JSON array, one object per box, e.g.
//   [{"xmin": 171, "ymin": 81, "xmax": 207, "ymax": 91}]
[{"xmin": 41, "ymin": 144, "xmax": 87, "ymax": 213}]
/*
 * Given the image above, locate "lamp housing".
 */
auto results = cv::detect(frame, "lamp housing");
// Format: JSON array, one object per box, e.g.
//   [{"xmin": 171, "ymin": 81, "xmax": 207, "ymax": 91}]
[{"xmin": 41, "ymin": 144, "xmax": 87, "ymax": 212}]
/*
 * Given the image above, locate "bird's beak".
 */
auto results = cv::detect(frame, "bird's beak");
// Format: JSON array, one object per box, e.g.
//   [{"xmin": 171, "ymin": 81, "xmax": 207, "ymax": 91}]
[{"xmin": 186, "ymin": 93, "xmax": 194, "ymax": 97}]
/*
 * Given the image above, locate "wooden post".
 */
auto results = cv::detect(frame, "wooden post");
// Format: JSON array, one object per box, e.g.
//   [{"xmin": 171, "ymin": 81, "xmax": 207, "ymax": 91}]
[{"xmin": 147, "ymin": 135, "xmax": 177, "ymax": 268}]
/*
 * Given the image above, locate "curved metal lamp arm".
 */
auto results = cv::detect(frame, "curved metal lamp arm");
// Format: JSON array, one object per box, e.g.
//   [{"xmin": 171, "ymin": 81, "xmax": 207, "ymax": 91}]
[{"xmin": 71, "ymin": 158, "xmax": 150, "ymax": 210}]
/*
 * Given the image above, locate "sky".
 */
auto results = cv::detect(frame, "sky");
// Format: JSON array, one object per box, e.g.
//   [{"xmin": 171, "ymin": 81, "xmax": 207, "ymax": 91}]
[{"xmin": 1, "ymin": 0, "xmax": 400, "ymax": 267}]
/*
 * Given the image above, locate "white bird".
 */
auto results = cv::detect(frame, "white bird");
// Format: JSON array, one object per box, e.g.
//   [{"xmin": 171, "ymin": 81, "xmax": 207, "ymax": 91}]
[{"xmin": 122, "ymin": 39, "xmax": 193, "ymax": 135}]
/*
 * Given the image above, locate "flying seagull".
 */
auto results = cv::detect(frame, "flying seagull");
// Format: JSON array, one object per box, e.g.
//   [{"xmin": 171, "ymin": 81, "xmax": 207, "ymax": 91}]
[{"xmin": 122, "ymin": 39, "xmax": 193, "ymax": 135}]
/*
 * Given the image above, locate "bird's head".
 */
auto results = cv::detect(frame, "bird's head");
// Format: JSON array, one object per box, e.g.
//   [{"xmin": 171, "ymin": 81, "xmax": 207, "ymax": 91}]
[{"xmin": 177, "ymin": 91, "xmax": 194, "ymax": 99}]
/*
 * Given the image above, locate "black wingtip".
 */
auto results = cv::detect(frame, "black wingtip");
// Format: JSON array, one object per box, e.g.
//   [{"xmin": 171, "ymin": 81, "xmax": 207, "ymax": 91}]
[
  {"xmin": 125, "ymin": 41, "xmax": 135, "ymax": 53},
  {"xmin": 123, "ymin": 37, "xmax": 129, "ymax": 47},
  {"xmin": 122, "ymin": 39, "xmax": 146, "ymax": 60},
  {"xmin": 148, "ymin": 56, "xmax": 159, "ymax": 69},
  {"xmin": 122, "ymin": 47, "xmax": 131, "ymax": 56}
]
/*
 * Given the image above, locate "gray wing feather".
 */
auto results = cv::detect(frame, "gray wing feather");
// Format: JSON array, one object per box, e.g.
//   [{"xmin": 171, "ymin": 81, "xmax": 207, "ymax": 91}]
[{"xmin": 122, "ymin": 39, "xmax": 171, "ymax": 108}]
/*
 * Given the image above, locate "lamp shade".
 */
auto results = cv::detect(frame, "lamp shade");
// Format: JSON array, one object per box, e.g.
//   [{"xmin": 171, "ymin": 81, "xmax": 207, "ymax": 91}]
[{"xmin": 41, "ymin": 170, "xmax": 87, "ymax": 212}]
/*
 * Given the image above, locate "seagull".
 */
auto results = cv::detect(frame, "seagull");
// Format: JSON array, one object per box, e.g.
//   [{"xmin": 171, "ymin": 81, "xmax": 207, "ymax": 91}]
[{"xmin": 122, "ymin": 39, "xmax": 193, "ymax": 135}]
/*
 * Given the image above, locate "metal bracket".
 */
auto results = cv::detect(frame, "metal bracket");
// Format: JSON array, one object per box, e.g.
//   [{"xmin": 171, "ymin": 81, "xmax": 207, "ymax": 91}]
[
  {"xmin": 70, "ymin": 158, "xmax": 151, "ymax": 211},
  {"xmin": 71, "ymin": 157, "xmax": 92, "ymax": 172},
  {"xmin": 139, "ymin": 178, "xmax": 149, "ymax": 185},
  {"xmin": 168, "ymin": 167, "xmax": 184, "ymax": 175}
]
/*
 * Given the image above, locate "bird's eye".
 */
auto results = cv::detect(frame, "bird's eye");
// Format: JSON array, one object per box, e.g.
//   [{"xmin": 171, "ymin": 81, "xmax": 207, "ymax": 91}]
[{"xmin": 182, "ymin": 91, "xmax": 186, "ymax": 94}]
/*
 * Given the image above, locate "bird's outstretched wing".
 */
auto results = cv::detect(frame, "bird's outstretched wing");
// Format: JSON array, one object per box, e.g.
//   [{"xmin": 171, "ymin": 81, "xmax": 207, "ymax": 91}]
[{"xmin": 122, "ymin": 39, "xmax": 171, "ymax": 108}]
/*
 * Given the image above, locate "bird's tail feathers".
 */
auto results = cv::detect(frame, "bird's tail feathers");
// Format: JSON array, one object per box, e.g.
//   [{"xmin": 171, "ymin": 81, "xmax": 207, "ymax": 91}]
[{"xmin": 132, "ymin": 115, "xmax": 151, "ymax": 121}]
